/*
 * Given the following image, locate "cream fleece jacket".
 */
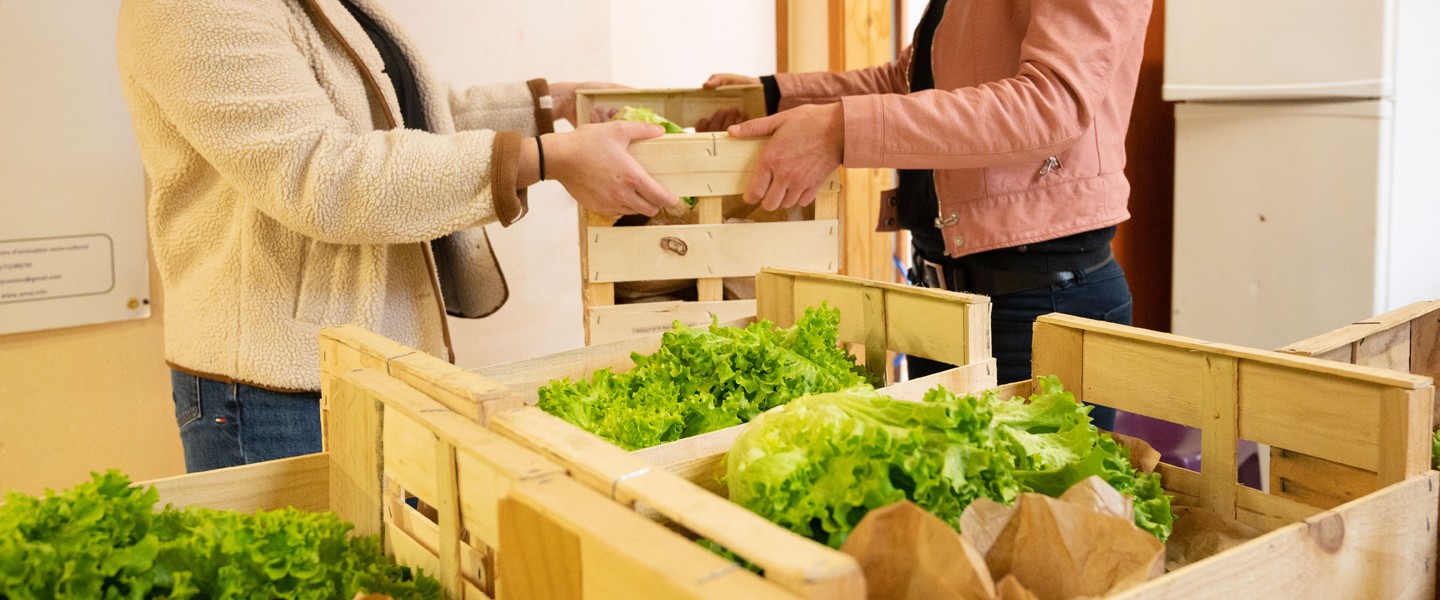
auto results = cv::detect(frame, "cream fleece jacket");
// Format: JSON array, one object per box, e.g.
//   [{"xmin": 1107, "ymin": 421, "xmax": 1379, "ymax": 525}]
[{"xmin": 117, "ymin": 0, "xmax": 551, "ymax": 391}]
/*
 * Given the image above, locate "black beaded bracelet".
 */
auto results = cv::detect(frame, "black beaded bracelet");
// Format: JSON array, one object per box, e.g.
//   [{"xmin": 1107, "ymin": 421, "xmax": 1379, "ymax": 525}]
[{"xmin": 536, "ymin": 134, "xmax": 546, "ymax": 181}]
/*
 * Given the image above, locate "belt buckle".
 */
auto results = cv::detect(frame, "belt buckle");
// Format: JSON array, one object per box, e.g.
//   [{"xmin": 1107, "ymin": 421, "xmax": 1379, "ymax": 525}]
[{"xmin": 922, "ymin": 259, "xmax": 948, "ymax": 290}]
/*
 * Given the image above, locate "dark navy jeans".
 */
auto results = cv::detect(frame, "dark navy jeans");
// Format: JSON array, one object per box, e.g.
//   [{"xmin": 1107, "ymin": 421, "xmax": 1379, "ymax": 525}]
[
  {"xmin": 908, "ymin": 258, "xmax": 1133, "ymax": 431},
  {"xmin": 170, "ymin": 370, "xmax": 323, "ymax": 472}
]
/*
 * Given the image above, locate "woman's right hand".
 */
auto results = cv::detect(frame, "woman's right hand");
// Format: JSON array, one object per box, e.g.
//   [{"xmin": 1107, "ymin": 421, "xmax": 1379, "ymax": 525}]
[
  {"xmin": 702, "ymin": 73, "xmax": 760, "ymax": 89},
  {"xmin": 545, "ymin": 121, "xmax": 677, "ymax": 217}
]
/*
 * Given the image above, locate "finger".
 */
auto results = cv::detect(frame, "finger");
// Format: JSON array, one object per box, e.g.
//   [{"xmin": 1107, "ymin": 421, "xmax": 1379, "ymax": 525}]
[
  {"xmin": 745, "ymin": 166, "xmax": 772, "ymax": 205},
  {"xmin": 761, "ymin": 180, "xmax": 788, "ymax": 212},
  {"xmin": 796, "ymin": 186, "xmax": 819, "ymax": 208},
  {"xmin": 616, "ymin": 121, "xmax": 666, "ymax": 141},
  {"xmin": 695, "ymin": 116, "xmax": 713, "ymax": 132},
  {"xmin": 782, "ymin": 186, "xmax": 814, "ymax": 210},
  {"xmin": 703, "ymin": 74, "xmax": 728, "ymax": 90},
  {"xmin": 728, "ymin": 113, "xmax": 782, "ymax": 139},
  {"xmin": 631, "ymin": 167, "xmax": 679, "ymax": 211}
]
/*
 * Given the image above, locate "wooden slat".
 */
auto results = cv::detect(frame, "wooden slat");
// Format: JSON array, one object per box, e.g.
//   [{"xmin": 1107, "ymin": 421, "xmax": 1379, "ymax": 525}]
[
  {"xmin": 587, "ymin": 299, "xmax": 757, "ymax": 345},
  {"xmin": 1199, "ymin": 355, "xmax": 1240, "ymax": 517},
  {"xmin": 791, "ymin": 278, "xmax": 867, "ymax": 343},
  {"xmin": 326, "ymin": 369, "xmax": 386, "ymax": 538},
  {"xmin": 1080, "ymin": 332, "xmax": 1205, "ymax": 427},
  {"xmin": 1157, "ymin": 463, "xmax": 1201, "ymax": 500},
  {"xmin": 631, "ymin": 426, "xmax": 743, "ymax": 497},
  {"xmin": 1234, "ymin": 486, "xmax": 1323, "ymax": 529},
  {"xmin": 1040, "ymin": 313, "xmax": 1430, "ymax": 389},
  {"xmin": 387, "ymin": 519, "xmax": 442, "ymax": 588},
  {"xmin": 500, "ymin": 476, "xmax": 798, "ymax": 600},
  {"xmin": 860, "ymin": 285, "xmax": 887, "ymax": 382},
  {"xmin": 489, "ymin": 407, "xmax": 658, "ymax": 499},
  {"xmin": 576, "ymin": 86, "xmax": 765, "ymax": 129},
  {"xmin": 616, "ymin": 471, "xmax": 863, "ymax": 599},
  {"xmin": 144, "ymin": 452, "xmax": 328, "ymax": 513},
  {"xmin": 469, "ymin": 334, "xmax": 667, "ymax": 404},
  {"xmin": 1377, "ymin": 386, "xmax": 1434, "ymax": 486},
  {"xmin": 884, "ymin": 290, "xmax": 981, "ymax": 367},
  {"xmin": 387, "ymin": 351, "xmax": 519, "ymax": 425},
  {"xmin": 1355, "ymin": 322, "xmax": 1411, "ymax": 372},
  {"xmin": 694, "ymin": 196, "xmax": 726, "ymax": 301},
  {"xmin": 1031, "ymin": 318, "xmax": 1084, "ymax": 396},
  {"xmin": 581, "ymin": 209, "xmax": 616, "ymax": 345},
  {"xmin": 1411, "ymin": 305, "xmax": 1440, "ymax": 381},
  {"xmin": 881, "ymin": 359, "xmax": 997, "ymax": 402},
  {"xmin": 436, "ymin": 440, "xmax": 463, "ymax": 599},
  {"xmin": 587, "ymin": 220, "xmax": 838, "ymax": 283},
  {"xmin": 626, "ymin": 133, "xmax": 764, "ymax": 197},
  {"xmin": 384, "ymin": 406, "xmax": 442, "ymax": 503},
  {"xmin": 1237, "ymin": 360, "xmax": 1384, "ymax": 472},
  {"xmin": 754, "ymin": 270, "xmax": 797, "ymax": 328},
  {"xmin": 1112, "ymin": 473, "xmax": 1438, "ymax": 600},
  {"xmin": 1279, "ymin": 300, "xmax": 1440, "ymax": 358},
  {"xmin": 1269, "ymin": 449, "xmax": 1378, "ymax": 510}
]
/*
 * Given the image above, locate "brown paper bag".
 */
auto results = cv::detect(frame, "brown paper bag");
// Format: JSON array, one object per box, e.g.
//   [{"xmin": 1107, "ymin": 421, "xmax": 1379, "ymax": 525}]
[{"xmin": 840, "ymin": 501, "xmax": 996, "ymax": 600}]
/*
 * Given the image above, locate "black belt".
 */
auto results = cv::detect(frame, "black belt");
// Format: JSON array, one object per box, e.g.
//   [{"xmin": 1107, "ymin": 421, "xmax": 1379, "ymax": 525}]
[{"xmin": 908, "ymin": 247, "xmax": 1114, "ymax": 297}]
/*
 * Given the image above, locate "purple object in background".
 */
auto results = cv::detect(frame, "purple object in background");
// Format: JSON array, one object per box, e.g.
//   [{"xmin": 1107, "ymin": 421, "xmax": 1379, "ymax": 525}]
[{"xmin": 1112, "ymin": 411, "xmax": 1262, "ymax": 489}]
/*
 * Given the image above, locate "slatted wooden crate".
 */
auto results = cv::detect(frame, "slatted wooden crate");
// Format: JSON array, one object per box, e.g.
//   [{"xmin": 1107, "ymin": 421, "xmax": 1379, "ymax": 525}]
[
  {"xmin": 574, "ymin": 87, "xmax": 842, "ymax": 345},
  {"xmin": 484, "ymin": 313, "xmax": 1438, "ymax": 600},
  {"xmin": 1269, "ymin": 301, "xmax": 1440, "ymax": 505},
  {"xmin": 138, "ymin": 355, "xmax": 796, "ymax": 599}
]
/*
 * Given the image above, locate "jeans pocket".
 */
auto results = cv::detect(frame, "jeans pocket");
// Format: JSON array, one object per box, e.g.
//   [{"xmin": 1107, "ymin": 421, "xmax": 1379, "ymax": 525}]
[
  {"xmin": 1102, "ymin": 298, "xmax": 1134, "ymax": 324},
  {"xmin": 171, "ymin": 370, "xmax": 203, "ymax": 430}
]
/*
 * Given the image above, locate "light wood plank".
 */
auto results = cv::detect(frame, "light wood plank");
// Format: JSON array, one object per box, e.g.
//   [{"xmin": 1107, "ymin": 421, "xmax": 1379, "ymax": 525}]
[
  {"xmin": 1411, "ymin": 306, "xmax": 1440, "ymax": 382},
  {"xmin": 1279, "ymin": 300, "xmax": 1440, "ymax": 358},
  {"xmin": 1031, "ymin": 319, "xmax": 1084, "ymax": 395},
  {"xmin": 884, "ymin": 290, "xmax": 985, "ymax": 367},
  {"xmin": 144, "ymin": 452, "xmax": 329, "ymax": 513},
  {"xmin": 860, "ymin": 285, "xmax": 887, "ymax": 382},
  {"xmin": 882, "ymin": 359, "xmax": 997, "ymax": 402},
  {"xmin": 489, "ymin": 407, "xmax": 658, "ymax": 499},
  {"xmin": 386, "ymin": 519, "xmax": 442, "ymax": 588},
  {"xmin": 581, "ymin": 209, "xmax": 617, "ymax": 345},
  {"xmin": 626, "ymin": 133, "xmax": 764, "ymax": 197},
  {"xmin": 1080, "ymin": 333, "xmax": 1205, "ymax": 427},
  {"xmin": 1234, "ymin": 486, "xmax": 1323, "ymax": 528},
  {"xmin": 791, "ymin": 278, "xmax": 868, "ymax": 343},
  {"xmin": 1199, "ymin": 355, "xmax": 1240, "ymax": 517},
  {"xmin": 694, "ymin": 195, "xmax": 726, "ymax": 301},
  {"xmin": 1157, "ymin": 463, "xmax": 1201, "ymax": 500},
  {"xmin": 1237, "ymin": 360, "xmax": 1384, "ymax": 472},
  {"xmin": 387, "ymin": 350, "xmax": 519, "ymax": 425},
  {"xmin": 576, "ymin": 86, "xmax": 765, "ymax": 129},
  {"xmin": 501, "ymin": 476, "xmax": 801, "ymax": 600},
  {"xmin": 587, "ymin": 220, "xmax": 838, "ymax": 283},
  {"xmin": 1268, "ymin": 448, "xmax": 1378, "ymax": 510},
  {"xmin": 754, "ymin": 270, "xmax": 797, "ymax": 327},
  {"xmin": 468, "ymin": 334, "xmax": 666, "ymax": 404},
  {"xmin": 1355, "ymin": 322, "xmax": 1411, "ymax": 372},
  {"xmin": 1377, "ymin": 386, "xmax": 1434, "ymax": 486},
  {"xmin": 1040, "ymin": 313, "xmax": 1430, "ymax": 389},
  {"xmin": 436, "ymin": 440, "xmax": 463, "ymax": 599},
  {"xmin": 631, "ymin": 426, "xmax": 743, "ymax": 496},
  {"xmin": 326, "ymin": 369, "xmax": 386, "ymax": 538},
  {"xmin": 1112, "ymin": 473, "xmax": 1438, "ymax": 600},
  {"xmin": 587, "ymin": 299, "xmax": 757, "ymax": 345}
]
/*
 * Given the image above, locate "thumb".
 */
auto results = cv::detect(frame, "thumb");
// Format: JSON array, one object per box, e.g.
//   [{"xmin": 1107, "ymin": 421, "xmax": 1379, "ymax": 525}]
[
  {"xmin": 728, "ymin": 114, "xmax": 781, "ymax": 139},
  {"xmin": 702, "ymin": 74, "xmax": 725, "ymax": 90},
  {"xmin": 616, "ymin": 121, "xmax": 666, "ymax": 141}
]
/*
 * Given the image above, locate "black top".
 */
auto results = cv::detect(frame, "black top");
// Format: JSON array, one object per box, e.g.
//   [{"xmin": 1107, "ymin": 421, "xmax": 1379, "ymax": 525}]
[
  {"xmin": 895, "ymin": 0, "xmax": 1115, "ymax": 269},
  {"xmin": 339, "ymin": 0, "xmax": 428, "ymax": 130}
]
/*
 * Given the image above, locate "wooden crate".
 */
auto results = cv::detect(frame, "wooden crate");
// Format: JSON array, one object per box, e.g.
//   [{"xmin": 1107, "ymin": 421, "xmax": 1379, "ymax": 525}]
[
  {"xmin": 574, "ymin": 87, "xmax": 843, "ymax": 344},
  {"xmin": 483, "ymin": 313, "xmax": 1438, "ymax": 600},
  {"xmin": 138, "ymin": 364, "xmax": 796, "ymax": 599},
  {"xmin": 1269, "ymin": 300, "xmax": 1440, "ymax": 509}
]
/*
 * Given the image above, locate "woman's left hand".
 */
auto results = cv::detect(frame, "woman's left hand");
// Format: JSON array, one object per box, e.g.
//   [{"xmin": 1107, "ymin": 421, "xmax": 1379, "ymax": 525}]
[{"xmin": 726, "ymin": 103, "xmax": 844, "ymax": 211}]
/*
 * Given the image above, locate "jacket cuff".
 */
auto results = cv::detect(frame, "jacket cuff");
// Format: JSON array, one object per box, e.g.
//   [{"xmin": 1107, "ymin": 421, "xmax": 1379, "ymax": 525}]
[
  {"xmin": 760, "ymin": 75, "xmax": 781, "ymax": 115},
  {"xmin": 490, "ymin": 131, "xmax": 529, "ymax": 226},
  {"xmin": 840, "ymin": 95, "xmax": 883, "ymax": 168},
  {"xmin": 526, "ymin": 78, "xmax": 555, "ymax": 136}
]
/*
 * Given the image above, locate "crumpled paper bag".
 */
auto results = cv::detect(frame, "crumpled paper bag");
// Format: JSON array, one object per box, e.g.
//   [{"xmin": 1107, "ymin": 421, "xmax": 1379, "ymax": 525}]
[
  {"xmin": 1163, "ymin": 505, "xmax": 1263, "ymax": 570},
  {"xmin": 839, "ymin": 501, "xmax": 995, "ymax": 600},
  {"xmin": 961, "ymin": 477, "xmax": 1166, "ymax": 600}
]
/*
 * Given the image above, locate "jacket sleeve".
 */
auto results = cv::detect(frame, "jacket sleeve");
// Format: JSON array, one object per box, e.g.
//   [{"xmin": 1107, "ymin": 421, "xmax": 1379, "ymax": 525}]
[
  {"xmin": 840, "ymin": 0, "xmax": 1151, "ymax": 170},
  {"xmin": 118, "ymin": 0, "xmax": 512, "ymax": 245},
  {"xmin": 449, "ymin": 78, "xmax": 555, "ymax": 137},
  {"xmin": 772, "ymin": 45, "xmax": 913, "ymax": 109}
]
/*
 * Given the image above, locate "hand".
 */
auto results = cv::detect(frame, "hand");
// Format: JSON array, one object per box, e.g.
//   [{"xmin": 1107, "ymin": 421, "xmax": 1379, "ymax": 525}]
[
  {"xmin": 702, "ymin": 73, "xmax": 761, "ymax": 89},
  {"xmin": 591, "ymin": 106, "xmax": 620, "ymax": 124},
  {"xmin": 550, "ymin": 81, "xmax": 628, "ymax": 125},
  {"xmin": 695, "ymin": 108, "xmax": 746, "ymax": 133},
  {"xmin": 727, "ymin": 103, "xmax": 843, "ymax": 211},
  {"xmin": 546, "ymin": 121, "xmax": 678, "ymax": 217}
]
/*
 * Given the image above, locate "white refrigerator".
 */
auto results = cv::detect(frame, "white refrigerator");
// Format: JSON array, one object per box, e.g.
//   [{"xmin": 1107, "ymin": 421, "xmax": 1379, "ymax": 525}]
[{"xmin": 1165, "ymin": 0, "xmax": 1440, "ymax": 350}]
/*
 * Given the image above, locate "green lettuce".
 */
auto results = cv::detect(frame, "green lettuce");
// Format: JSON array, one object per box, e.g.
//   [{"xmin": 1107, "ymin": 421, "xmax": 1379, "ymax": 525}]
[
  {"xmin": 0, "ymin": 471, "xmax": 441, "ymax": 599},
  {"xmin": 725, "ymin": 376, "xmax": 1174, "ymax": 549},
  {"xmin": 538, "ymin": 305, "xmax": 874, "ymax": 450},
  {"xmin": 611, "ymin": 105, "xmax": 685, "ymax": 133}
]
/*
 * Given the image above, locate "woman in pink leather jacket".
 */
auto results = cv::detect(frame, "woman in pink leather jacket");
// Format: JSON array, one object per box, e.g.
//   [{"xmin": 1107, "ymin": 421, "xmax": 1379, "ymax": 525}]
[{"xmin": 707, "ymin": 0, "xmax": 1153, "ymax": 428}]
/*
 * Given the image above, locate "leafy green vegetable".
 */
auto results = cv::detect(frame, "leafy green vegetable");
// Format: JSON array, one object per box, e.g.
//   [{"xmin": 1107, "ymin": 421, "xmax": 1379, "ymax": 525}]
[
  {"xmin": 611, "ymin": 105, "xmax": 685, "ymax": 133},
  {"xmin": 725, "ymin": 376, "xmax": 1174, "ymax": 549},
  {"xmin": 0, "ymin": 471, "xmax": 441, "ymax": 599},
  {"xmin": 1432, "ymin": 428, "xmax": 1439, "ymax": 469},
  {"xmin": 609, "ymin": 105, "xmax": 695, "ymax": 206},
  {"xmin": 538, "ymin": 305, "xmax": 874, "ymax": 450}
]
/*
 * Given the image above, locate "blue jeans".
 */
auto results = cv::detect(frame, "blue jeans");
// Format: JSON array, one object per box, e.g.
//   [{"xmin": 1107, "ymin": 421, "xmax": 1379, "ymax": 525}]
[
  {"xmin": 909, "ymin": 258, "xmax": 1133, "ymax": 431},
  {"xmin": 170, "ymin": 370, "xmax": 323, "ymax": 472}
]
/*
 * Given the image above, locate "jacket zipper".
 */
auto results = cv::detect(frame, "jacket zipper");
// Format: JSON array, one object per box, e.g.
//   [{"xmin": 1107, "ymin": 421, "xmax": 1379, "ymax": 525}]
[
  {"xmin": 923, "ymin": 4, "xmax": 955, "ymax": 248},
  {"xmin": 304, "ymin": 0, "xmax": 456, "ymax": 363}
]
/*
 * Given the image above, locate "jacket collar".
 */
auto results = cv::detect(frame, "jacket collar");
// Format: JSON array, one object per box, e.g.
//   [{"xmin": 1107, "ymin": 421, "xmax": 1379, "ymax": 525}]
[{"xmin": 301, "ymin": 0, "xmax": 403, "ymax": 130}]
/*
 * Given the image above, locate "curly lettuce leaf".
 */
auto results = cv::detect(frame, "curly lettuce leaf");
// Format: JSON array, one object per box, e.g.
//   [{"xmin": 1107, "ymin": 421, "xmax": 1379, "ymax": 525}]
[
  {"xmin": 611, "ymin": 105, "xmax": 686, "ymax": 133},
  {"xmin": 725, "ymin": 376, "xmax": 1174, "ymax": 548},
  {"xmin": 538, "ymin": 305, "xmax": 873, "ymax": 450}
]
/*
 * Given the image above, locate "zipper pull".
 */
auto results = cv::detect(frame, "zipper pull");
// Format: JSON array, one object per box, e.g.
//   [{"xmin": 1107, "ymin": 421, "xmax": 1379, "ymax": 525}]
[{"xmin": 1038, "ymin": 155, "xmax": 1062, "ymax": 177}]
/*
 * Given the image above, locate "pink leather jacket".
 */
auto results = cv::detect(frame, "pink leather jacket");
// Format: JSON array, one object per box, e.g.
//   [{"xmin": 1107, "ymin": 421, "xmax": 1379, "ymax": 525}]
[{"xmin": 775, "ymin": 0, "xmax": 1153, "ymax": 258}]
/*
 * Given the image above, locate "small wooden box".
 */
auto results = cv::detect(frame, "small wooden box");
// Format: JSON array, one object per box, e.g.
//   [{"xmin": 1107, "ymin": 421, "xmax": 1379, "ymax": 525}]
[
  {"xmin": 485, "ymin": 314, "xmax": 1439, "ymax": 599},
  {"xmin": 574, "ymin": 87, "xmax": 843, "ymax": 345},
  {"xmin": 1269, "ymin": 300, "xmax": 1440, "ymax": 508}
]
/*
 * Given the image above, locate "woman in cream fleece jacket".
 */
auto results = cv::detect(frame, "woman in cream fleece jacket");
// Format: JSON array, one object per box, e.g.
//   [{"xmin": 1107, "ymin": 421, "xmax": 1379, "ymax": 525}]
[{"xmin": 117, "ymin": 0, "xmax": 676, "ymax": 471}]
